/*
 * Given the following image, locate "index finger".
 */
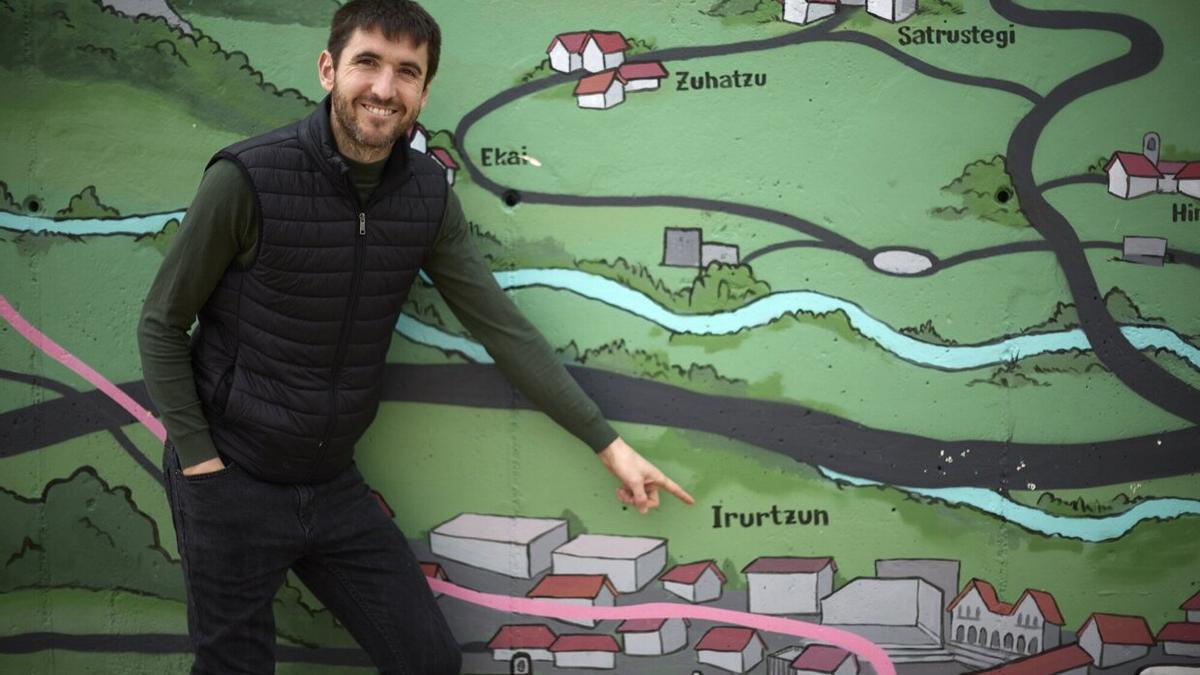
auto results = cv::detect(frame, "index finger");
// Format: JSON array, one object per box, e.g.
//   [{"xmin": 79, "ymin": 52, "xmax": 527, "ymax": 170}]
[{"xmin": 658, "ymin": 475, "xmax": 695, "ymax": 505}]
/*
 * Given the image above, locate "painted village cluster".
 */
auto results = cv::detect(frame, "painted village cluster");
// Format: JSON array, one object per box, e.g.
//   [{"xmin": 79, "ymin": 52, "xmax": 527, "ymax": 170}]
[{"xmin": 413, "ymin": 512, "xmax": 1200, "ymax": 674}]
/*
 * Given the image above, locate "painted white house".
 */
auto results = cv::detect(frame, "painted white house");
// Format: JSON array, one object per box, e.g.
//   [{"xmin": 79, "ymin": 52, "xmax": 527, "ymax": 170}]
[
  {"xmin": 822, "ymin": 577, "xmax": 943, "ymax": 642},
  {"xmin": 617, "ymin": 61, "xmax": 668, "ymax": 91},
  {"xmin": 1157, "ymin": 622, "xmax": 1200, "ymax": 658},
  {"xmin": 550, "ymin": 634, "xmax": 620, "ymax": 670},
  {"xmin": 782, "ymin": 0, "xmax": 838, "ymax": 25},
  {"xmin": 1185, "ymin": 590, "xmax": 1200, "ymax": 622},
  {"xmin": 1076, "ymin": 612, "xmax": 1155, "ymax": 668},
  {"xmin": 407, "ymin": 122, "xmax": 428, "ymax": 153},
  {"xmin": 526, "ymin": 574, "xmax": 617, "ymax": 628},
  {"xmin": 582, "ymin": 31, "xmax": 627, "ymax": 73},
  {"xmin": 1106, "ymin": 151, "xmax": 1163, "ymax": 198},
  {"xmin": 660, "ymin": 560, "xmax": 725, "ymax": 603},
  {"xmin": 975, "ymin": 644, "xmax": 1092, "ymax": 675},
  {"xmin": 617, "ymin": 617, "xmax": 689, "ymax": 656},
  {"xmin": 1105, "ymin": 132, "xmax": 1200, "ymax": 199},
  {"xmin": 419, "ymin": 562, "xmax": 448, "ymax": 598},
  {"xmin": 551, "ymin": 533, "xmax": 666, "ymax": 593},
  {"xmin": 429, "ymin": 513, "xmax": 567, "ymax": 578},
  {"xmin": 428, "ymin": 147, "xmax": 459, "ymax": 186},
  {"xmin": 1179, "ymin": 162, "xmax": 1200, "ymax": 198},
  {"xmin": 574, "ymin": 69, "xmax": 625, "ymax": 110},
  {"xmin": 790, "ymin": 644, "xmax": 858, "ymax": 675},
  {"xmin": 947, "ymin": 578, "xmax": 1064, "ymax": 656},
  {"xmin": 695, "ymin": 626, "xmax": 766, "ymax": 673},
  {"xmin": 867, "ymin": 0, "xmax": 918, "ymax": 22},
  {"xmin": 487, "ymin": 624, "xmax": 556, "ymax": 663},
  {"xmin": 546, "ymin": 32, "xmax": 589, "ymax": 73},
  {"xmin": 742, "ymin": 556, "xmax": 836, "ymax": 615}
]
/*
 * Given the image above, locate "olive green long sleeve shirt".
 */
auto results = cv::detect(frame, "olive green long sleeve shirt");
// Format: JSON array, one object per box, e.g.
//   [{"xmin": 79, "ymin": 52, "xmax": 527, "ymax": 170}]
[{"xmin": 138, "ymin": 157, "xmax": 617, "ymax": 468}]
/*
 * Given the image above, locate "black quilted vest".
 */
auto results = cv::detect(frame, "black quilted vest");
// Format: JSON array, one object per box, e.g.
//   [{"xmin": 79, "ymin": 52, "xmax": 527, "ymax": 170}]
[{"xmin": 191, "ymin": 100, "xmax": 447, "ymax": 483}]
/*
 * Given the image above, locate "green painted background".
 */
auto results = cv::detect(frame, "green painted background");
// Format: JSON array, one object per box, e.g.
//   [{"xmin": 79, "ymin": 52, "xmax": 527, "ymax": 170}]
[{"xmin": 1, "ymin": 0, "xmax": 1198, "ymax": 673}]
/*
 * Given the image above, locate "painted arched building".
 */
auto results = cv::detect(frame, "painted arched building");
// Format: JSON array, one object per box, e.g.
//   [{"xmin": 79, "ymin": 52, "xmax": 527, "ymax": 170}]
[{"xmin": 947, "ymin": 579, "xmax": 1064, "ymax": 657}]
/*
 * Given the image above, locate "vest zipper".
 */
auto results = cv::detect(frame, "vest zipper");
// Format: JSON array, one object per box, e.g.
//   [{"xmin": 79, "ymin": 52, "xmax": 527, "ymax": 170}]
[{"xmin": 316, "ymin": 210, "xmax": 368, "ymax": 475}]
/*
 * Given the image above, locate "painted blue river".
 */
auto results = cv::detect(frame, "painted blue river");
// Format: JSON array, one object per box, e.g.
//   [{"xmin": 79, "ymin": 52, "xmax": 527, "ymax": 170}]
[
  {"xmin": 8, "ymin": 213, "xmax": 1200, "ymax": 537},
  {"xmin": 819, "ymin": 467, "xmax": 1200, "ymax": 542}
]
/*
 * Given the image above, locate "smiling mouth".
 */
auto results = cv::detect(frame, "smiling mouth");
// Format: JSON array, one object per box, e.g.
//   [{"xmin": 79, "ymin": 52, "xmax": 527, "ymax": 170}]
[{"xmin": 361, "ymin": 102, "xmax": 398, "ymax": 118}]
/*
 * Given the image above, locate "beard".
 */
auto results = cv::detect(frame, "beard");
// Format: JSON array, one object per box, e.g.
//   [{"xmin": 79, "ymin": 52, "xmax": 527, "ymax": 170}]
[{"xmin": 330, "ymin": 83, "xmax": 412, "ymax": 158}]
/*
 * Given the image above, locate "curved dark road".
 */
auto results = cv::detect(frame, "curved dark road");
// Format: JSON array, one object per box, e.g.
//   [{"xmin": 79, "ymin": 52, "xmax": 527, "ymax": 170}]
[
  {"xmin": 4, "ymin": 366, "xmax": 1198, "ymax": 490},
  {"xmin": 991, "ymin": 0, "xmax": 1200, "ymax": 424}
]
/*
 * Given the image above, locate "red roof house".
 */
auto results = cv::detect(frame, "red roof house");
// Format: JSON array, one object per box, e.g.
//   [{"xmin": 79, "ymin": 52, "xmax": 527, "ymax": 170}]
[
  {"xmin": 976, "ymin": 644, "xmax": 1092, "ymax": 675},
  {"xmin": 573, "ymin": 69, "xmax": 624, "ymax": 110},
  {"xmin": 617, "ymin": 61, "xmax": 669, "ymax": 92},
  {"xmin": 1105, "ymin": 152, "xmax": 1163, "ymax": 179},
  {"xmin": 660, "ymin": 560, "xmax": 725, "ymax": 603},
  {"xmin": 1080, "ymin": 614, "xmax": 1155, "ymax": 645},
  {"xmin": 550, "ymin": 634, "xmax": 620, "ymax": 669},
  {"xmin": 547, "ymin": 30, "xmax": 628, "ymax": 73},
  {"xmin": 1105, "ymin": 151, "xmax": 1164, "ymax": 199},
  {"xmin": 547, "ymin": 32, "xmax": 589, "ymax": 55},
  {"xmin": 1077, "ymin": 613, "xmax": 1155, "ymax": 668},
  {"xmin": 486, "ymin": 624, "xmax": 556, "ymax": 662},
  {"xmin": 1184, "ymin": 589, "xmax": 1200, "ymax": 621},
  {"xmin": 528, "ymin": 574, "xmax": 616, "ymax": 599},
  {"xmin": 588, "ymin": 31, "xmax": 628, "ymax": 54},
  {"xmin": 742, "ymin": 557, "xmax": 837, "ymax": 614},
  {"xmin": 617, "ymin": 617, "xmax": 690, "ymax": 656},
  {"xmin": 526, "ymin": 574, "xmax": 617, "ymax": 628},
  {"xmin": 574, "ymin": 69, "xmax": 620, "ymax": 96},
  {"xmin": 582, "ymin": 31, "xmax": 627, "ymax": 73},
  {"xmin": 1158, "ymin": 622, "xmax": 1200, "ymax": 657},
  {"xmin": 791, "ymin": 644, "xmax": 858, "ymax": 675},
  {"xmin": 696, "ymin": 626, "xmax": 765, "ymax": 673}
]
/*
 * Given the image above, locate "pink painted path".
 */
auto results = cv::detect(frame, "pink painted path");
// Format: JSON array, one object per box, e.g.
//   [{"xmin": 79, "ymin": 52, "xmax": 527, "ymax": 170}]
[
  {"xmin": 429, "ymin": 577, "xmax": 896, "ymax": 675},
  {"xmin": 0, "ymin": 294, "xmax": 166, "ymax": 442}
]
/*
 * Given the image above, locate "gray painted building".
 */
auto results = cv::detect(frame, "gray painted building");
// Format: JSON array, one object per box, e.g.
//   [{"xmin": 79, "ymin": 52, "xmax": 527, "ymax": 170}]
[
  {"xmin": 1123, "ymin": 236, "xmax": 1168, "ymax": 266},
  {"xmin": 663, "ymin": 228, "xmax": 702, "ymax": 267}
]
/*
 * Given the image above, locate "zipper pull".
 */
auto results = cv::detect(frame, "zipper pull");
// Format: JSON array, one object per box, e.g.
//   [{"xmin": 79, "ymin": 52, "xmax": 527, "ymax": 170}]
[{"xmin": 358, "ymin": 212, "xmax": 366, "ymax": 236}]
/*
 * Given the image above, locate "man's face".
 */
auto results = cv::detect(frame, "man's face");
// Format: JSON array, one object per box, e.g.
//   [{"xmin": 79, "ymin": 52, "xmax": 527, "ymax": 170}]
[{"xmin": 318, "ymin": 27, "xmax": 431, "ymax": 161}]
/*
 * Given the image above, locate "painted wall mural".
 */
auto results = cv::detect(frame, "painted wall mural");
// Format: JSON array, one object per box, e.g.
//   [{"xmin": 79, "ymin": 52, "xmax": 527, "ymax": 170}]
[{"xmin": 1, "ymin": 0, "xmax": 1199, "ymax": 673}]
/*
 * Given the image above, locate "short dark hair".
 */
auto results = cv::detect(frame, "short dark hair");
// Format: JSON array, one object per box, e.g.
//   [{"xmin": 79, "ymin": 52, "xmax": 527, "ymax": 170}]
[{"xmin": 327, "ymin": 0, "xmax": 441, "ymax": 85}]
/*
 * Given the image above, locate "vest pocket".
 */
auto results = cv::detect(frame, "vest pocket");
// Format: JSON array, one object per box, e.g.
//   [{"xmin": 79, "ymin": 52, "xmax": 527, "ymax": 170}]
[
  {"xmin": 212, "ymin": 363, "xmax": 248, "ymax": 426},
  {"xmin": 213, "ymin": 365, "xmax": 235, "ymax": 417}
]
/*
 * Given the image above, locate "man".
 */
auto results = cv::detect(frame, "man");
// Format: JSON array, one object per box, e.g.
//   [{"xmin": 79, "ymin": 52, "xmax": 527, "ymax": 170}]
[{"xmin": 137, "ymin": 1, "xmax": 693, "ymax": 672}]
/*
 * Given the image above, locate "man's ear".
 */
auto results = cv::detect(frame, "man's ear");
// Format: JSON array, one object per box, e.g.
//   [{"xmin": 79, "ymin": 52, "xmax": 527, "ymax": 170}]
[{"xmin": 317, "ymin": 50, "xmax": 336, "ymax": 94}]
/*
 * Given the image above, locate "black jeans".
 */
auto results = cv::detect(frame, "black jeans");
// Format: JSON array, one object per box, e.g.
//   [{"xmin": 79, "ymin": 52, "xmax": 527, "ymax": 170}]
[{"xmin": 162, "ymin": 443, "xmax": 462, "ymax": 674}]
